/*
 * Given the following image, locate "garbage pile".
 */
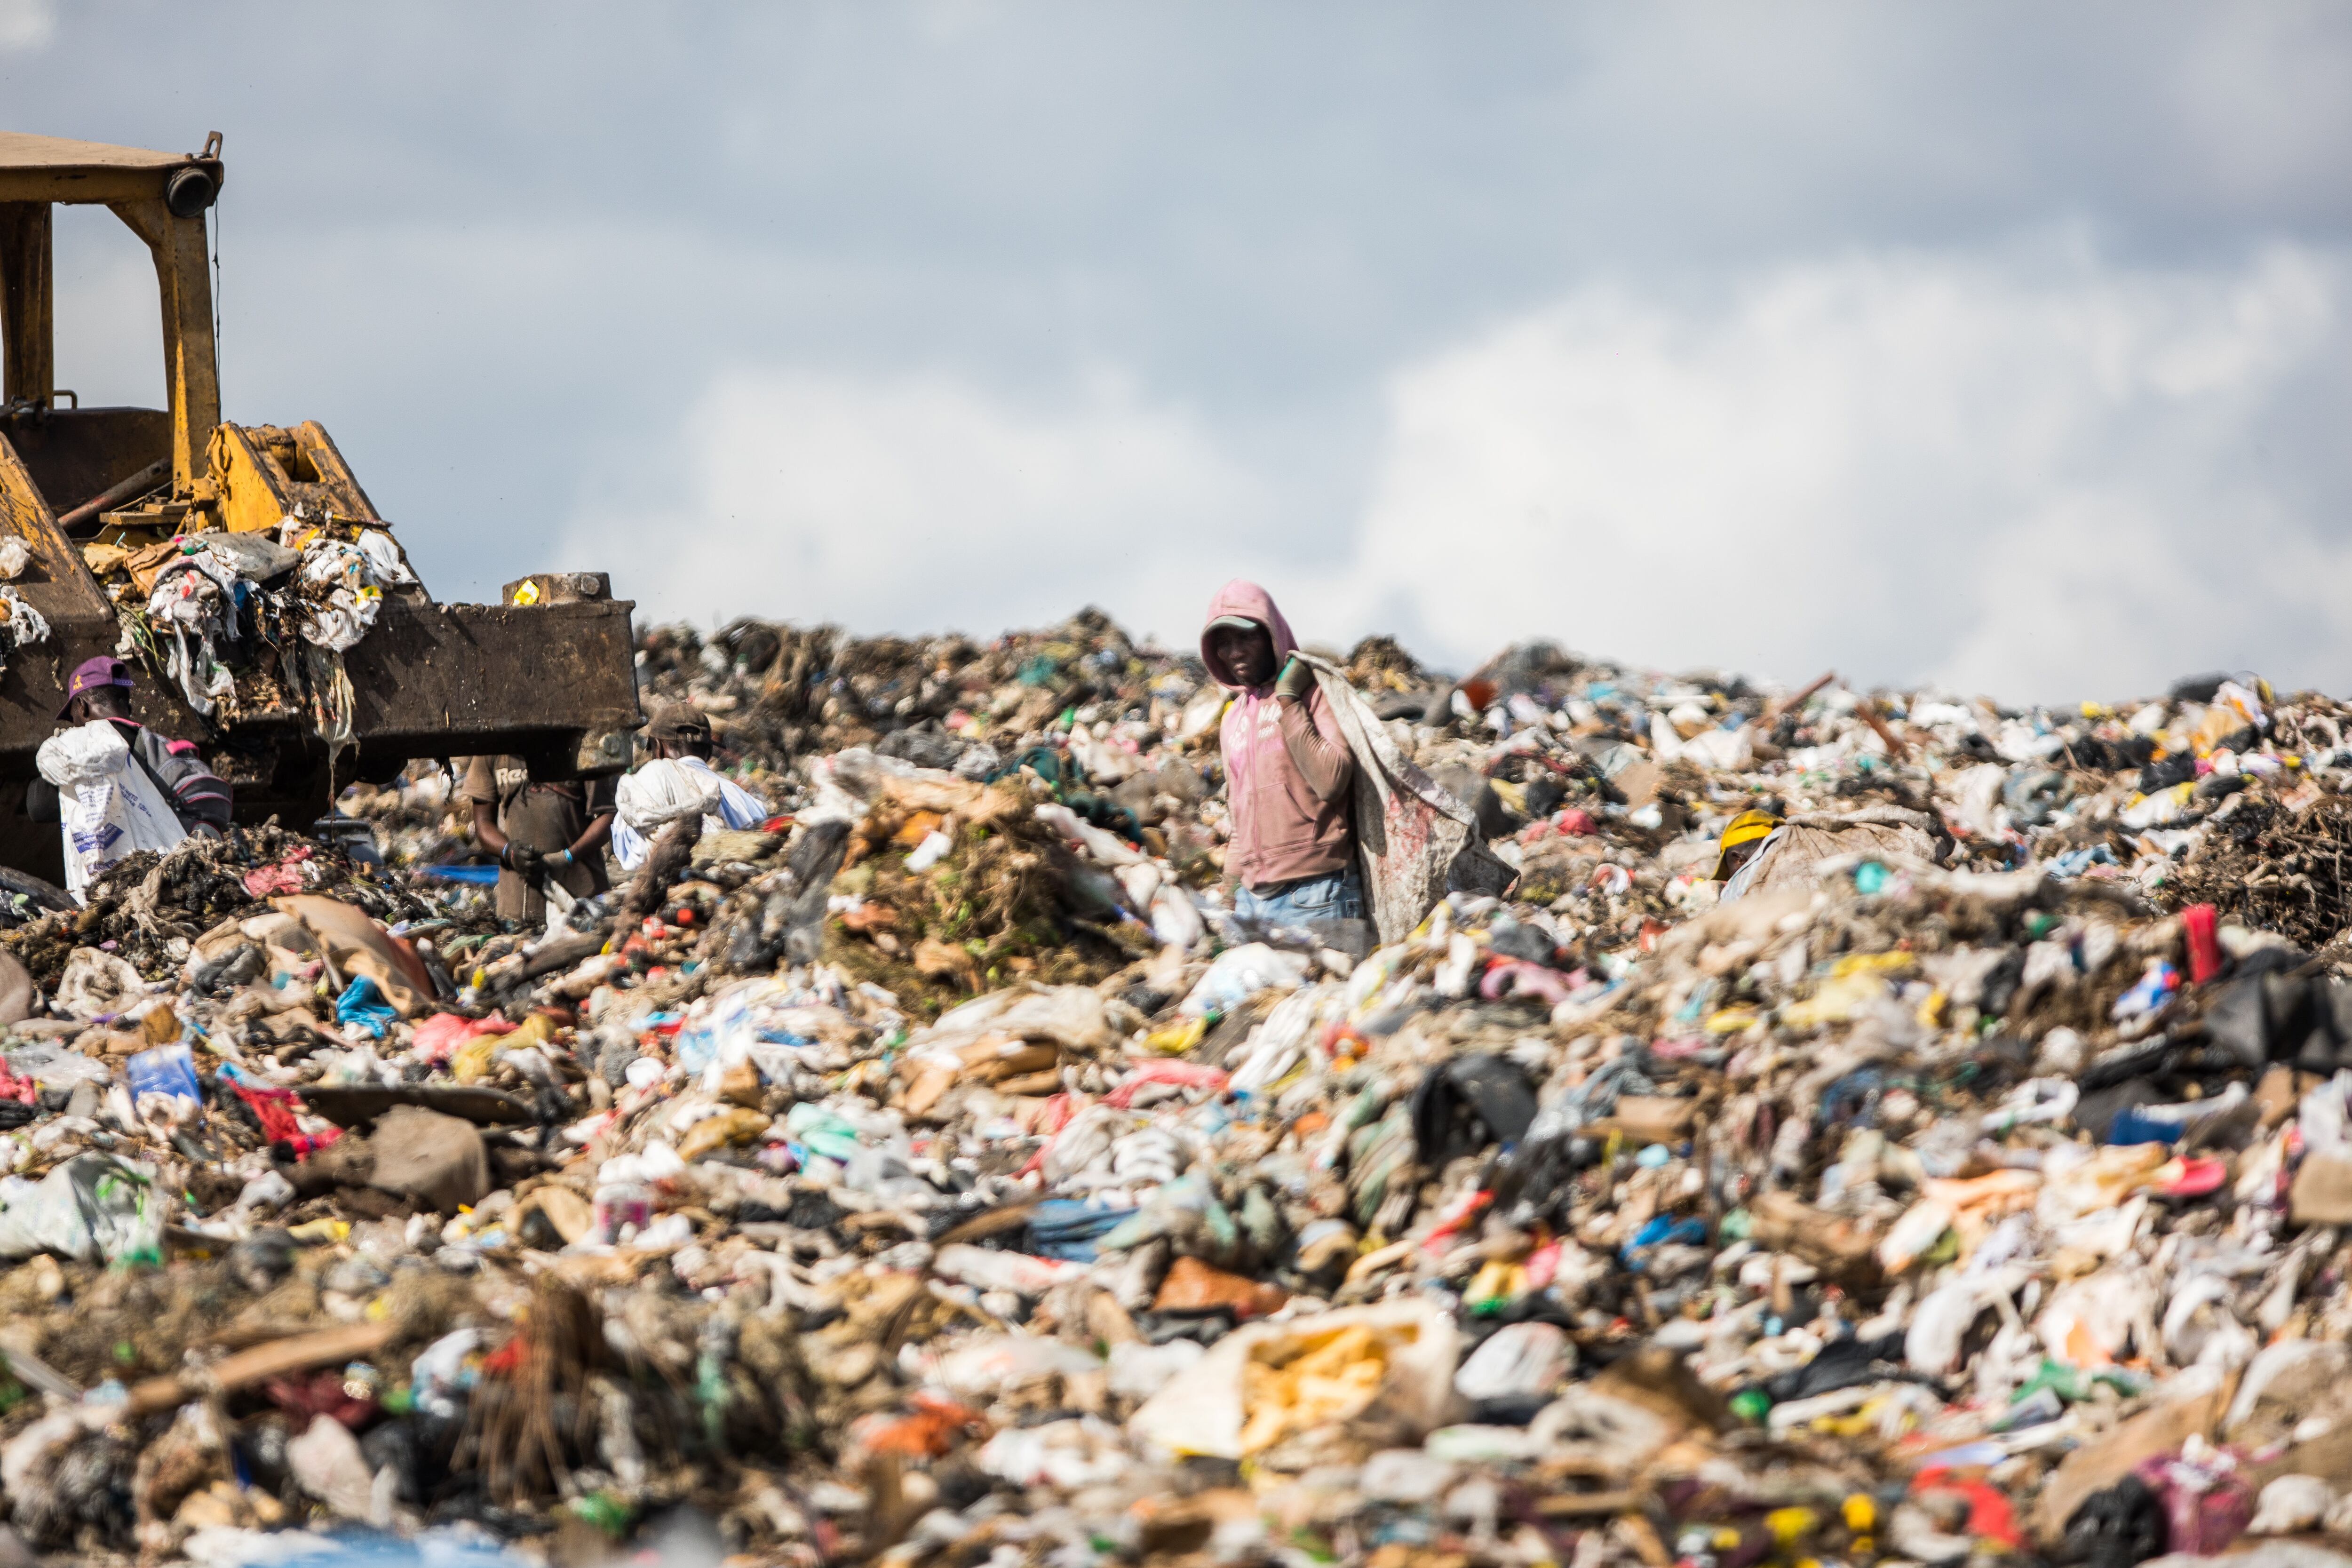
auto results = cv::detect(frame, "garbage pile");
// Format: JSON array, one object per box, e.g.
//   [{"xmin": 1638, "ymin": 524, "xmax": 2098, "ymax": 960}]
[
  {"xmin": 634, "ymin": 606, "xmax": 1430, "ymax": 785},
  {"xmin": 0, "ymin": 616, "xmax": 2347, "ymax": 1567},
  {"xmin": 83, "ymin": 511, "xmax": 419, "ymax": 732}
]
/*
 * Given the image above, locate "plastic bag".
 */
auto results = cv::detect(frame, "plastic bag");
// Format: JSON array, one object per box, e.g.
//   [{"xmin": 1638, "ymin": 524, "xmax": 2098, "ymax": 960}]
[
  {"xmin": 271, "ymin": 896, "xmax": 435, "ymax": 1017},
  {"xmin": 2299, "ymin": 1072, "xmax": 2352, "ymax": 1159},
  {"xmin": 913, "ymin": 1334, "xmax": 1102, "ymax": 1397},
  {"xmin": 126, "ymin": 1044, "xmax": 199, "ymax": 1107},
  {"xmin": 612, "ymin": 757, "xmax": 769, "ymax": 870},
  {"xmin": 292, "ymin": 538, "xmax": 390, "ymax": 652},
  {"xmin": 334, "ymin": 975, "xmax": 398, "ymax": 1038},
  {"xmin": 0, "ymin": 584, "xmax": 49, "ymax": 676},
  {"xmin": 1454, "ymin": 1321, "xmax": 1573, "ymax": 1402},
  {"xmin": 673, "ymin": 978, "xmax": 824, "ymax": 1091},
  {"xmin": 1226, "ymin": 987, "xmax": 1323, "ymax": 1092},
  {"xmin": 350, "ymin": 527, "xmax": 416, "ymax": 587},
  {"xmin": 6, "ymin": 1043, "xmax": 111, "ymax": 1091},
  {"xmin": 147, "ymin": 554, "xmax": 241, "ymax": 714},
  {"xmin": 1178, "ymin": 943, "xmax": 1311, "ymax": 1018},
  {"xmin": 931, "ymin": 1243, "xmax": 1086, "ymax": 1297},
  {"xmin": 413, "ymin": 1011, "xmax": 515, "ymax": 1065},
  {"xmin": 1150, "ymin": 883, "xmax": 1208, "ymax": 949},
  {"xmin": 53, "ymin": 946, "xmax": 148, "ymax": 1019},
  {"xmin": 977, "ymin": 1419, "xmax": 1129, "ymax": 1489},
  {"xmin": 1034, "ymin": 801, "xmax": 1145, "ymax": 867},
  {"xmin": 2249, "ymin": 1475, "xmax": 2336, "ymax": 1536},
  {"xmin": 1108, "ymin": 1339, "xmax": 1205, "ymax": 1400},
  {"xmin": 919, "ymin": 983, "xmax": 1127, "ymax": 1054},
  {"xmin": 783, "ymin": 1101, "xmax": 865, "ymax": 1162},
  {"xmin": 0, "ymin": 1153, "xmax": 164, "ymax": 1267},
  {"xmin": 36, "ymin": 720, "xmax": 188, "ymax": 899}
]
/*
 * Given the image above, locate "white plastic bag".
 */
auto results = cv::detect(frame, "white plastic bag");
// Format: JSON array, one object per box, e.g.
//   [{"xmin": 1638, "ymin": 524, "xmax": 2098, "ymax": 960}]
[
  {"xmin": 1227, "ymin": 987, "xmax": 1324, "ymax": 1091},
  {"xmin": 1108, "ymin": 1338, "xmax": 1205, "ymax": 1400},
  {"xmin": 1178, "ymin": 942, "xmax": 1311, "ymax": 1017},
  {"xmin": 55, "ymin": 948, "xmax": 150, "ymax": 1019},
  {"xmin": 351, "ymin": 527, "xmax": 416, "ymax": 586},
  {"xmin": 1035, "ymin": 801, "xmax": 1145, "ymax": 867},
  {"xmin": 2299, "ymin": 1071, "xmax": 2352, "ymax": 1159},
  {"xmin": 612, "ymin": 757, "xmax": 770, "ymax": 869},
  {"xmin": 36, "ymin": 721, "xmax": 187, "ymax": 899},
  {"xmin": 1151, "ymin": 884, "xmax": 1208, "ymax": 949},
  {"xmin": 286, "ymin": 1412, "xmax": 377, "ymax": 1520},
  {"xmin": 1454, "ymin": 1321, "xmax": 1573, "ymax": 1402},
  {"xmin": 913, "ymin": 1333, "xmax": 1102, "ymax": 1397},
  {"xmin": 147, "ymin": 555, "xmax": 239, "ymax": 714}
]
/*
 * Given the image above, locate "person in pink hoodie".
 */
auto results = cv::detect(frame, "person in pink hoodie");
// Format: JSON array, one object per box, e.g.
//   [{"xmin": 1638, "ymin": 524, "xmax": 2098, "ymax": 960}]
[{"xmin": 1200, "ymin": 580, "xmax": 1364, "ymax": 931}]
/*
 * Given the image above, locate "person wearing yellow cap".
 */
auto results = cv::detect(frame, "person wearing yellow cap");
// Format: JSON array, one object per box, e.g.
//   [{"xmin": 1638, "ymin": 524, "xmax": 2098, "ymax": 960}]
[{"xmin": 1712, "ymin": 808, "xmax": 1785, "ymax": 904}]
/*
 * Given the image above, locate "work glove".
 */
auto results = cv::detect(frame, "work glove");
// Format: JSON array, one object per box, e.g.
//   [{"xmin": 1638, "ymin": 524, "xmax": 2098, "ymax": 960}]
[
  {"xmin": 501, "ymin": 843, "xmax": 545, "ymax": 877},
  {"xmin": 1274, "ymin": 656, "xmax": 1314, "ymax": 703}
]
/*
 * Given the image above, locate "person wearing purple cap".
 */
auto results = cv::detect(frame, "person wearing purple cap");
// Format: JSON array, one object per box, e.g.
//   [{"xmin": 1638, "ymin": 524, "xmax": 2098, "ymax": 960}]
[{"xmin": 26, "ymin": 656, "xmax": 233, "ymax": 838}]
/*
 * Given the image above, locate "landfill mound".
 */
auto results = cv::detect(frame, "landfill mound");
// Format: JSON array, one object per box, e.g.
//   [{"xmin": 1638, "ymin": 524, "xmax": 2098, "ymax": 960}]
[{"xmin": 0, "ymin": 620, "xmax": 2344, "ymax": 1566}]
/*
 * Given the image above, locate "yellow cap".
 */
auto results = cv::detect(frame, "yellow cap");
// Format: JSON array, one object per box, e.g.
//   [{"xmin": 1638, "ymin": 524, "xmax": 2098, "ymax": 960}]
[{"xmin": 1712, "ymin": 808, "xmax": 1782, "ymax": 880}]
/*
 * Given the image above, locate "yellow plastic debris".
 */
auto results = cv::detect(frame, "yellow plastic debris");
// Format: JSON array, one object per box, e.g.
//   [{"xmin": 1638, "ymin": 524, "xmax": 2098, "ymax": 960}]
[
  {"xmin": 1237, "ymin": 1323, "xmax": 1390, "ymax": 1454},
  {"xmin": 1145, "ymin": 1017, "xmax": 1208, "ymax": 1056}
]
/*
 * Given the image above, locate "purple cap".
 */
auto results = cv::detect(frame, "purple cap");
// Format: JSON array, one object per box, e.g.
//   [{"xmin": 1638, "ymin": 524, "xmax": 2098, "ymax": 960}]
[{"xmin": 60, "ymin": 655, "xmax": 133, "ymax": 718}]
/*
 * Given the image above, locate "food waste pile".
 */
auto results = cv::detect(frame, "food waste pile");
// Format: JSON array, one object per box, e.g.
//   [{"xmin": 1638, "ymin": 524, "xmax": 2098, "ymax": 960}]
[{"xmin": 0, "ymin": 611, "xmax": 2347, "ymax": 1568}]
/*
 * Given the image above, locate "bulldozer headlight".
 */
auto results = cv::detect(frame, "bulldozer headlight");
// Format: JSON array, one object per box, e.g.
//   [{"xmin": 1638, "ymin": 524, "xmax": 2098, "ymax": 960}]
[{"xmin": 165, "ymin": 165, "xmax": 219, "ymax": 218}]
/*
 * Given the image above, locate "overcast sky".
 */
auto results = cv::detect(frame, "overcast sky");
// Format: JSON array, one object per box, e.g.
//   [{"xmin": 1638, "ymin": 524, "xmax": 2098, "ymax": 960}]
[{"xmin": 6, "ymin": 2, "xmax": 2349, "ymax": 701}]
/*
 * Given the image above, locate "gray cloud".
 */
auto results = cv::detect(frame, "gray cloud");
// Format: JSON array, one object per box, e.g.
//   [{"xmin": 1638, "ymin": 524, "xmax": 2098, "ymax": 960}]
[
  {"xmin": 7, "ymin": 3, "xmax": 2350, "ymax": 697},
  {"xmin": 0, "ymin": 0, "xmax": 52, "ymax": 52}
]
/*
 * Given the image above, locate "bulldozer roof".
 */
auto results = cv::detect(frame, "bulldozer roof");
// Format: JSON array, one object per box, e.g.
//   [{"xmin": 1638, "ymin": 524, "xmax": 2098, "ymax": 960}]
[{"xmin": 0, "ymin": 131, "xmax": 222, "ymax": 203}]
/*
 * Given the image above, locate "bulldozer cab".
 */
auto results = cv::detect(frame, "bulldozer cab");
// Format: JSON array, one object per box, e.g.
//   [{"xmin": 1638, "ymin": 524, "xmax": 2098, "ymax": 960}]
[
  {"xmin": 1, "ymin": 134, "xmax": 223, "ymax": 578},
  {"xmin": 0, "ymin": 132, "xmax": 642, "ymax": 884}
]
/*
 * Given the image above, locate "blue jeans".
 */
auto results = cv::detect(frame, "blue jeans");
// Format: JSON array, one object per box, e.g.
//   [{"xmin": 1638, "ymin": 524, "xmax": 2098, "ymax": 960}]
[{"xmin": 1236, "ymin": 865, "xmax": 1366, "ymax": 931}]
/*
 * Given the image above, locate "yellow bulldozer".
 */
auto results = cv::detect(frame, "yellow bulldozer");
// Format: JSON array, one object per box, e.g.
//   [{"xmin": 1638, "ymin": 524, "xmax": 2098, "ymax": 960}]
[{"xmin": 0, "ymin": 131, "xmax": 641, "ymax": 884}]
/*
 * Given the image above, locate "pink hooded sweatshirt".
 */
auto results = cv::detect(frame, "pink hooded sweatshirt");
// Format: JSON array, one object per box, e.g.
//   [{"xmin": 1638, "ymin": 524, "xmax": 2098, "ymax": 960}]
[{"xmin": 1201, "ymin": 580, "xmax": 1355, "ymax": 889}]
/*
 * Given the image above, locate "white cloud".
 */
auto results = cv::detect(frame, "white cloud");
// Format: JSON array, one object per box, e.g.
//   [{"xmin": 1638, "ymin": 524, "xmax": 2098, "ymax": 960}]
[
  {"xmin": 0, "ymin": 0, "xmax": 53, "ymax": 52},
  {"xmin": 561, "ymin": 368, "xmax": 1281, "ymax": 649},
  {"xmin": 566, "ymin": 241, "xmax": 2352, "ymax": 707},
  {"xmin": 1306, "ymin": 241, "xmax": 2351, "ymax": 701}
]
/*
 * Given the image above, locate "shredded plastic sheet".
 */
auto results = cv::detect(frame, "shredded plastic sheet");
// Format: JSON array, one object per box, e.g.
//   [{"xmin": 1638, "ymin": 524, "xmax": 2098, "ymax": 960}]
[
  {"xmin": 0, "ymin": 582, "xmax": 49, "ymax": 673},
  {"xmin": 147, "ymin": 550, "xmax": 242, "ymax": 714},
  {"xmin": 1299, "ymin": 653, "xmax": 1515, "ymax": 944}
]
